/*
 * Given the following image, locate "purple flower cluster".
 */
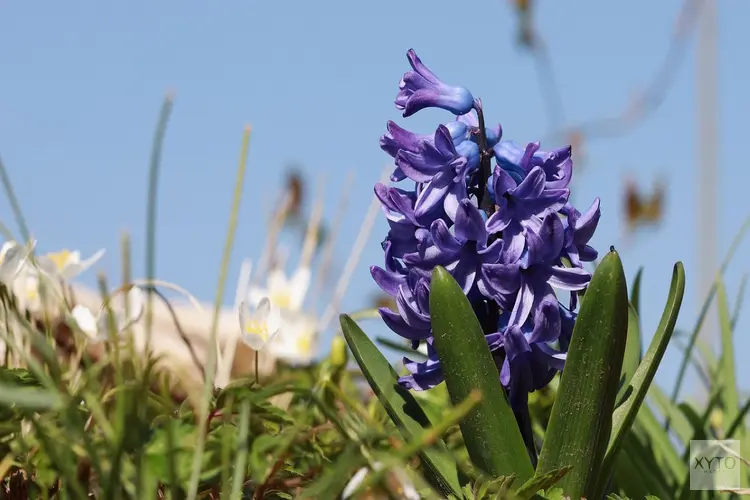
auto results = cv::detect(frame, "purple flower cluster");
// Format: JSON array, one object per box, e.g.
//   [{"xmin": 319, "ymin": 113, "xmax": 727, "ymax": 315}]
[{"xmin": 371, "ymin": 49, "xmax": 601, "ymax": 412}]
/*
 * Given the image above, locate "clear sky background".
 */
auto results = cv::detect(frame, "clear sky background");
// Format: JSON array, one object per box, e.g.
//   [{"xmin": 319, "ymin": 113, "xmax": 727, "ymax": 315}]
[{"xmin": 1, "ymin": 1, "xmax": 747, "ymax": 401}]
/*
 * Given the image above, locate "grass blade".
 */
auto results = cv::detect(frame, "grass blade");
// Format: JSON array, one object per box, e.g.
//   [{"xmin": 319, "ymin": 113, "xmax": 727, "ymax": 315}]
[
  {"xmin": 716, "ymin": 275, "xmax": 738, "ymax": 423},
  {"xmin": 616, "ymin": 303, "xmax": 642, "ymax": 407},
  {"xmin": 670, "ymin": 214, "xmax": 750, "ymax": 409},
  {"xmin": 631, "ymin": 267, "xmax": 644, "ymax": 316},
  {"xmin": 429, "ymin": 266, "xmax": 533, "ymax": 482},
  {"xmin": 144, "ymin": 93, "xmax": 174, "ymax": 351},
  {"xmin": 0, "ymin": 383, "xmax": 62, "ymax": 410},
  {"xmin": 339, "ymin": 314, "xmax": 464, "ymax": 498},
  {"xmin": 536, "ymin": 249, "xmax": 629, "ymax": 499},
  {"xmin": 187, "ymin": 126, "xmax": 252, "ymax": 500}
]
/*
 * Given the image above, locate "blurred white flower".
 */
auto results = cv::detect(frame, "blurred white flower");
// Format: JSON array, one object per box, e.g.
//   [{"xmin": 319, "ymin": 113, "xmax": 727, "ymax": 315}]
[
  {"xmin": 341, "ymin": 462, "xmax": 420, "ymax": 500},
  {"xmin": 238, "ymin": 297, "xmax": 281, "ymax": 351},
  {"xmin": 70, "ymin": 286, "xmax": 144, "ymax": 342},
  {"xmin": 248, "ymin": 266, "xmax": 311, "ymax": 312},
  {"xmin": 267, "ymin": 311, "xmax": 318, "ymax": 365},
  {"xmin": 36, "ymin": 248, "xmax": 105, "ymax": 281},
  {"xmin": 0, "ymin": 239, "xmax": 35, "ymax": 284}
]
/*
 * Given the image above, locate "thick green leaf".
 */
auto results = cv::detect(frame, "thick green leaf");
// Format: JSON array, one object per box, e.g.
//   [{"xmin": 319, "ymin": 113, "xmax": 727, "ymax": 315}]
[
  {"xmin": 630, "ymin": 267, "xmax": 644, "ymax": 316},
  {"xmin": 597, "ymin": 262, "xmax": 685, "ymax": 496},
  {"xmin": 339, "ymin": 314, "xmax": 463, "ymax": 497},
  {"xmin": 428, "ymin": 266, "xmax": 533, "ymax": 482},
  {"xmin": 536, "ymin": 249, "xmax": 629, "ymax": 498},
  {"xmin": 616, "ymin": 303, "xmax": 642, "ymax": 407}
]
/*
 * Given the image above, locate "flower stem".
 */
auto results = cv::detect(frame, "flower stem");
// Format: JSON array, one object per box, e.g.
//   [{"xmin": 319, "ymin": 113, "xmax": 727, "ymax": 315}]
[
  {"xmin": 474, "ymin": 104, "xmax": 495, "ymax": 217},
  {"xmin": 254, "ymin": 350, "xmax": 259, "ymax": 385}
]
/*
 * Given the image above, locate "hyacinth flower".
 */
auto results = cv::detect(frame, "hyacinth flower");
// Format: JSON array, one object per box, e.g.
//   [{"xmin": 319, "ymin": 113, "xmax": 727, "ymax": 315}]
[
  {"xmin": 493, "ymin": 140, "xmax": 573, "ymax": 190},
  {"xmin": 395, "ymin": 49, "xmax": 475, "ymax": 118},
  {"xmin": 560, "ymin": 198, "xmax": 601, "ymax": 269},
  {"xmin": 404, "ymin": 199, "xmax": 503, "ymax": 293},
  {"xmin": 70, "ymin": 286, "xmax": 145, "ymax": 342},
  {"xmin": 395, "ymin": 124, "xmax": 481, "ymax": 221},
  {"xmin": 481, "ymin": 211, "xmax": 591, "ymax": 325},
  {"xmin": 457, "ymin": 109, "xmax": 503, "ymax": 148},
  {"xmin": 362, "ymin": 46, "xmax": 608, "ymax": 463},
  {"xmin": 339, "ymin": 49, "xmax": 687, "ymax": 497},
  {"xmin": 381, "ymin": 120, "xmax": 469, "ymax": 182}
]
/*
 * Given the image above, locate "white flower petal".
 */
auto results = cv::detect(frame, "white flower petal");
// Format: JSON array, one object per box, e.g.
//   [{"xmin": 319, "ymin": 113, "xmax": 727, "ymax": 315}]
[
  {"xmin": 61, "ymin": 248, "xmax": 105, "ymax": 280},
  {"xmin": 247, "ymin": 286, "xmax": 270, "ymax": 309},
  {"xmin": 71, "ymin": 305, "xmax": 99, "ymax": 339},
  {"xmin": 241, "ymin": 331, "xmax": 268, "ymax": 351},
  {"xmin": 0, "ymin": 242, "xmax": 28, "ymax": 283},
  {"xmin": 289, "ymin": 267, "xmax": 312, "ymax": 310},
  {"xmin": 266, "ymin": 268, "xmax": 289, "ymax": 293},
  {"xmin": 341, "ymin": 463, "xmax": 385, "ymax": 500},
  {"xmin": 265, "ymin": 302, "xmax": 281, "ymax": 333},
  {"xmin": 255, "ymin": 297, "xmax": 271, "ymax": 321}
]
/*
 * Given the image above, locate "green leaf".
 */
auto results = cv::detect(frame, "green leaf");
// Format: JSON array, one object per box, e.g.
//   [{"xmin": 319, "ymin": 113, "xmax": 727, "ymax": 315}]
[
  {"xmin": 536, "ymin": 249, "xmax": 629, "ymax": 499},
  {"xmin": 598, "ymin": 262, "xmax": 685, "ymax": 495},
  {"xmin": 716, "ymin": 275, "xmax": 739, "ymax": 424},
  {"xmin": 515, "ymin": 466, "xmax": 572, "ymax": 499},
  {"xmin": 428, "ymin": 266, "xmax": 533, "ymax": 482},
  {"xmin": 616, "ymin": 303, "xmax": 642, "ymax": 407},
  {"xmin": 731, "ymin": 272, "xmax": 748, "ymax": 329},
  {"xmin": 0, "ymin": 383, "xmax": 62, "ymax": 410},
  {"xmin": 339, "ymin": 314, "xmax": 464, "ymax": 498},
  {"xmin": 630, "ymin": 267, "xmax": 644, "ymax": 316},
  {"xmin": 670, "ymin": 214, "xmax": 750, "ymax": 412},
  {"xmin": 647, "ymin": 384, "xmax": 692, "ymax": 444}
]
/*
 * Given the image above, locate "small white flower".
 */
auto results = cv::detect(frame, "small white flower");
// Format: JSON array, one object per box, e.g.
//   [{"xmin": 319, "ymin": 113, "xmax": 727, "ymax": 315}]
[
  {"xmin": 36, "ymin": 248, "xmax": 105, "ymax": 281},
  {"xmin": 267, "ymin": 310, "xmax": 318, "ymax": 365},
  {"xmin": 238, "ymin": 297, "xmax": 281, "ymax": 351},
  {"xmin": 0, "ymin": 239, "xmax": 35, "ymax": 284},
  {"xmin": 341, "ymin": 462, "xmax": 420, "ymax": 500},
  {"xmin": 70, "ymin": 286, "xmax": 144, "ymax": 342},
  {"xmin": 247, "ymin": 266, "xmax": 311, "ymax": 312}
]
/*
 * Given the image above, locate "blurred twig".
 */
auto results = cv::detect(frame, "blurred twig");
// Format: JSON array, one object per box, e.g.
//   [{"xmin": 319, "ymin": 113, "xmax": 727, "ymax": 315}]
[{"xmin": 515, "ymin": 0, "xmax": 705, "ymax": 144}]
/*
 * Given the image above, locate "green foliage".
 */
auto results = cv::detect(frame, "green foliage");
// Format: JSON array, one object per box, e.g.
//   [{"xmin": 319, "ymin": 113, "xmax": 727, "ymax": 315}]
[
  {"xmin": 536, "ymin": 249, "xmax": 629, "ymax": 498},
  {"xmin": 429, "ymin": 266, "xmax": 533, "ymax": 482}
]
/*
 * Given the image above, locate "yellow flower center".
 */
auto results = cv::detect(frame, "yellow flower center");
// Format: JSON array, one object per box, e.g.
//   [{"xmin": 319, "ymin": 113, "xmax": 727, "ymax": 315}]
[
  {"xmin": 269, "ymin": 290, "xmax": 292, "ymax": 310},
  {"xmin": 47, "ymin": 250, "xmax": 72, "ymax": 271},
  {"xmin": 295, "ymin": 335, "xmax": 312, "ymax": 354},
  {"xmin": 244, "ymin": 319, "xmax": 270, "ymax": 342}
]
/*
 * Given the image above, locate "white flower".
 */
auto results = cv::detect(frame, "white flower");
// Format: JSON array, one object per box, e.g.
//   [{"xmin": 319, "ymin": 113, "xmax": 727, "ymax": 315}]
[
  {"xmin": 36, "ymin": 248, "xmax": 105, "ymax": 281},
  {"xmin": 238, "ymin": 297, "xmax": 281, "ymax": 351},
  {"xmin": 247, "ymin": 266, "xmax": 311, "ymax": 312},
  {"xmin": 266, "ymin": 311, "xmax": 318, "ymax": 365},
  {"xmin": 0, "ymin": 240, "xmax": 35, "ymax": 284},
  {"xmin": 70, "ymin": 286, "xmax": 144, "ymax": 342},
  {"xmin": 341, "ymin": 462, "xmax": 420, "ymax": 500}
]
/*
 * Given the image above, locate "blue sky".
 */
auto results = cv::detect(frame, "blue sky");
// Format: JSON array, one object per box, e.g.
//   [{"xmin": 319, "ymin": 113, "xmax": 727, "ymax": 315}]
[{"xmin": 1, "ymin": 1, "xmax": 748, "ymax": 400}]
